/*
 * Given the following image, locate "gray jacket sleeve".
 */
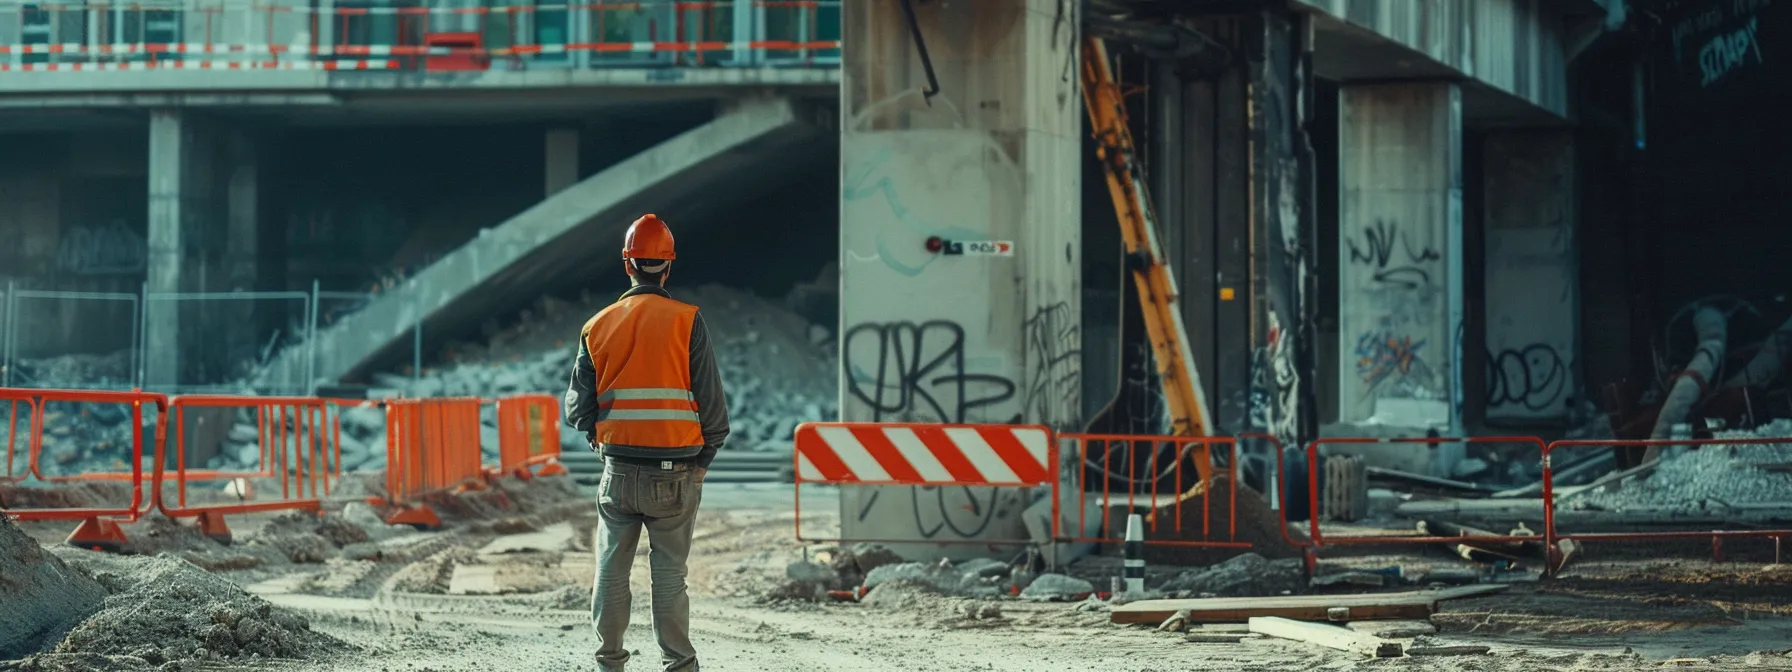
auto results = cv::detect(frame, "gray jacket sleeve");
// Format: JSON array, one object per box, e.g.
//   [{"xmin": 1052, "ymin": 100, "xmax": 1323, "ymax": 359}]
[
  {"xmin": 563, "ymin": 339, "xmax": 600, "ymax": 442},
  {"xmin": 687, "ymin": 312, "xmax": 731, "ymax": 469}
]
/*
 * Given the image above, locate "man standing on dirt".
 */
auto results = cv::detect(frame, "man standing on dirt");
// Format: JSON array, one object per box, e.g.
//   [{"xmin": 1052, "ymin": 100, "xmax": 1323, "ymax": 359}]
[{"xmin": 563, "ymin": 213, "xmax": 730, "ymax": 672}]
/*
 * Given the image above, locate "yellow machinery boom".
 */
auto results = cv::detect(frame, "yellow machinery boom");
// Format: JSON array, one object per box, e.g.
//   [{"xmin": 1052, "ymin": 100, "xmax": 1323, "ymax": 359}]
[{"xmin": 1080, "ymin": 36, "xmax": 1217, "ymax": 451}]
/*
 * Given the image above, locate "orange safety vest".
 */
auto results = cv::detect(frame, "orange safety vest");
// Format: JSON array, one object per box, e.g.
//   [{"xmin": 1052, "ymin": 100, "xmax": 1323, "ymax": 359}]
[{"xmin": 581, "ymin": 292, "xmax": 705, "ymax": 449}]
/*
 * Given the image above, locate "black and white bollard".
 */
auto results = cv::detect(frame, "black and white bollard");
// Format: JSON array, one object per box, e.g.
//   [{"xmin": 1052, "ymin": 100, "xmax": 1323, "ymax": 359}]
[{"xmin": 1123, "ymin": 513, "xmax": 1145, "ymax": 598}]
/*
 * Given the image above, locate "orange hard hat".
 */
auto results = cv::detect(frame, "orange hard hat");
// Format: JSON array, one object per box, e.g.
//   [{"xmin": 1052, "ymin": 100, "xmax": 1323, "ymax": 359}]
[{"xmin": 622, "ymin": 214, "xmax": 677, "ymax": 260}]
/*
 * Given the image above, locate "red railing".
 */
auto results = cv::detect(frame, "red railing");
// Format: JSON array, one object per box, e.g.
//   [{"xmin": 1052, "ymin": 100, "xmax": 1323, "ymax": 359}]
[
  {"xmin": 1542, "ymin": 437, "xmax": 1792, "ymax": 575},
  {"xmin": 1301, "ymin": 435, "xmax": 1549, "ymax": 548},
  {"xmin": 150, "ymin": 395, "xmax": 341, "ymax": 543},
  {"xmin": 0, "ymin": 388, "xmax": 167, "ymax": 550},
  {"xmin": 1054, "ymin": 433, "xmax": 1252, "ymax": 549},
  {"xmin": 0, "ymin": 1, "xmax": 840, "ymax": 72}
]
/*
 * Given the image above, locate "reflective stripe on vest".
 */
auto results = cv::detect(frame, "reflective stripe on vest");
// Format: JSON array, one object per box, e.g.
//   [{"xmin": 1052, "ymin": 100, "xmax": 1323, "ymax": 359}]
[{"xmin": 595, "ymin": 387, "xmax": 700, "ymax": 423}]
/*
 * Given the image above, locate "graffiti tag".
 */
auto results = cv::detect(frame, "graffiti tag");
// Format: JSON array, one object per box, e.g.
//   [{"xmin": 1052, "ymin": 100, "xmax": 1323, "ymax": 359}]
[
  {"xmin": 1486, "ymin": 343, "xmax": 1569, "ymax": 413},
  {"xmin": 843, "ymin": 320, "xmax": 1016, "ymax": 423},
  {"xmin": 1021, "ymin": 301, "xmax": 1081, "ymax": 428},
  {"xmin": 1346, "ymin": 219, "xmax": 1440, "ymax": 289},
  {"xmin": 56, "ymin": 221, "xmax": 146, "ymax": 275}
]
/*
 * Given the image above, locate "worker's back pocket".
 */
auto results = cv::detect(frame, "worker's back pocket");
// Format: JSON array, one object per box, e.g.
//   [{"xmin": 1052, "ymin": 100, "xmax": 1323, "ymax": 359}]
[{"xmin": 641, "ymin": 473, "xmax": 685, "ymax": 518}]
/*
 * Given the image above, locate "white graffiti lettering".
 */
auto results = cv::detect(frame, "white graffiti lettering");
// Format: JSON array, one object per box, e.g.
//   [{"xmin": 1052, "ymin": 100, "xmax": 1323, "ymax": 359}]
[{"xmin": 1700, "ymin": 16, "xmax": 1764, "ymax": 86}]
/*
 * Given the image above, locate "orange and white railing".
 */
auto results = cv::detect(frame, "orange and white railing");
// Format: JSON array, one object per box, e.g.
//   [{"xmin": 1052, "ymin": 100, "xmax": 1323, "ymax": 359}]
[{"xmin": 0, "ymin": 0, "xmax": 839, "ymax": 72}]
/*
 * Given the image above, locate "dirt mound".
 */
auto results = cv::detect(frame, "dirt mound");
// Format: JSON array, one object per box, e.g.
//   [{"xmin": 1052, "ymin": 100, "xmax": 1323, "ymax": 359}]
[
  {"xmin": 55, "ymin": 554, "xmax": 347, "ymax": 663},
  {"xmin": 0, "ymin": 482, "xmax": 133, "ymax": 511},
  {"xmin": 0, "ymin": 652, "xmax": 158, "ymax": 672},
  {"xmin": 0, "ymin": 516, "xmax": 107, "ymax": 659}
]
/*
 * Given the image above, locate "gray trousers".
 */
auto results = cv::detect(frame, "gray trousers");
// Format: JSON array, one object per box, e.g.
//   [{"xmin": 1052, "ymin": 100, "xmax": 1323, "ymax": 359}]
[{"xmin": 593, "ymin": 458, "xmax": 703, "ymax": 671}]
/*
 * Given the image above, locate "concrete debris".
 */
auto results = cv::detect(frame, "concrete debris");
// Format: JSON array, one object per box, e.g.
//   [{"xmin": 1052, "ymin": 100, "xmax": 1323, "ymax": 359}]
[
  {"xmin": 0, "ymin": 516, "xmax": 108, "ymax": 659},
  {"xmin": 1018, "ymin": 573, "xmax": 1095, "ymax": 602},
  {"xmin": 53, "ymin": 554, "xmax": 346, "ymax": 663},
  {"xmin": 848, "ymin": 542, "xmax": 905, "ymax": 576},
  {"xmin": 1158, "ymin": 553, "xmax": 1306, "ymax": 598},
  {"xmin": 862, "ymin": 560, "xmax": 1008, "ymax": 599},
  {"xmin": 955, "ymin": 601, "xmax": 1003, "ymax": 620},
  {"xmin": 1578, "ymin": 421, "xmax": 1792, "ymax": 513},
  {"xmin": 242, "ymin": 512, "xmax": 369, "ymax": 564}
]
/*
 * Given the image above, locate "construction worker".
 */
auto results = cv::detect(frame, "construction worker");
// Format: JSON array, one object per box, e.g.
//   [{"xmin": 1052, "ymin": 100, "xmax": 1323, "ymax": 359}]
[{"xmin": 563, "ymin": 213, "xmax": 730, "ymax": 672}]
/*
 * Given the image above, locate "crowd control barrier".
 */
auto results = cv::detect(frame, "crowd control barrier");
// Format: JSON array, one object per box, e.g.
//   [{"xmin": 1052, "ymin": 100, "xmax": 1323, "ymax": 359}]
[
  {"xmin": 373, "ymin": 397, "xmax": 485, "ymax": 529},
  {"xmin": 493, "ymin": 394, "xmax": 566, "ymax": 480},
  {"xmin": 0, "ymin": 388, "xmax": 167, "ymax": 550},
  {"xmin": 1542, "ymin": 437, "xmax": 1792, "ymax": 576},
  {"xmin": 1056, "ymin": 433, "xmax": 1252, "ymax": 549},
  {"xmin": 152, "ymin": 395, "xmax": 340, "ymax": 543},
  {"xmin": 791, "ymin": 422, "xmax": 1056, "ymax": 546}
]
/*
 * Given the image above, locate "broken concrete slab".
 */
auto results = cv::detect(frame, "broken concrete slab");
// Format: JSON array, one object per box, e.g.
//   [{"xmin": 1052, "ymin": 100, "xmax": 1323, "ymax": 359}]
[
  {"xmin": 1248, "ymin": 617, "xmax": 1402, "ymax": 658},
  {"xmin": 1019, "ymin": 573, "xmax": 1095, "ymax": 602},
  {"xmin": 1344, "ymin": 620, "xmax": 1437, "ymax": 638}
]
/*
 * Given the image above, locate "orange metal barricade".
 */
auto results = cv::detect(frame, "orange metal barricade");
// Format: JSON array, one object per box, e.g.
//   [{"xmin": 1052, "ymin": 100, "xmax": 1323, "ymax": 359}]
[
  {"xmin": 0, "ymin": 388, "xmax": 168, "ymax": 550},
  {"xmin": 1543, "ymin": 437, "xmax": 1792, "ymax": 576},
  {"xmin": 1301, "ymin": 435, "xmax": 1548, "ymax": 550},
  {"xmin": 151, "ymin": 395, "xmax": 341, "ymax": 543},
  {"xmin": 493, "ymin": 394, "xmax": 567, "ymax": 480},
  {"xmin": 792, "ymin": 422, "xmax": 1057, "ymax": 546},
  {"xmin": 1054, "ymin": 433, "xmax": 1252, "ymax": 549},
  {"xmin": 375, "ymin": 397, "xmax": 485, "ymax": 529}
]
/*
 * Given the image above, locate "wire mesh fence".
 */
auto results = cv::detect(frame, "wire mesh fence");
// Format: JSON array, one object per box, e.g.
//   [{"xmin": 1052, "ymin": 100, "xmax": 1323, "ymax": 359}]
[{"xmin": 0, "ymin": 281, "xmax": 419, "ymax": 396}]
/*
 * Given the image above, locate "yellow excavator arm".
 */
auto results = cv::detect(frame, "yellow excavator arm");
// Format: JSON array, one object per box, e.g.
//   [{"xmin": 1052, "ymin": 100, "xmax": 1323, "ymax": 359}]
[{"xmin": 1080, "ymin": 36, "xmax": 1217, "ymax": 448}]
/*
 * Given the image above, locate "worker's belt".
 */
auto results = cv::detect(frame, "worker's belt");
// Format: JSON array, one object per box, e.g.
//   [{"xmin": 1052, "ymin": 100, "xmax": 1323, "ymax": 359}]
[
  {"xmin": 603, "ymin": 452, "xmax": 697, "ymax": 470},
  {"xmin": 594, "ymin": 387, "xmax": 700, "ymax": 423}
]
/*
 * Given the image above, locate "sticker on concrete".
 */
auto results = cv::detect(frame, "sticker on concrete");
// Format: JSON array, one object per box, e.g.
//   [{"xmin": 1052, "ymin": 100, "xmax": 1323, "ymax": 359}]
[{"xmin": 960, "ymin": 241, "xmax": 1014, "ymax": 257}]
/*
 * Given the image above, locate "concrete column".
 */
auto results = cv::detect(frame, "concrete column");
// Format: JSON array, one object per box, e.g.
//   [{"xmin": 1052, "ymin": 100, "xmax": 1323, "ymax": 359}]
[
  {"xmin": 1483, "ymin": 131, "xmax": 1578, "ymax": 423},
  {"xmin": 545, "ymin": 127, "xmax": 580, "ymax": 196},
  {"xmin": 1337, "ymin": 84, "xmax": 1464, "ymax": 440},
  {"xmin": 224, "ymin": 130, "xmax": 261, "ymax": 379},
  {"xmin": 146, "ymin": 110, "xmax": 185, "ymax": 389},
  {"xmin": 837, "ymin": 0, "xmax": 1081, "ymax": 560}
]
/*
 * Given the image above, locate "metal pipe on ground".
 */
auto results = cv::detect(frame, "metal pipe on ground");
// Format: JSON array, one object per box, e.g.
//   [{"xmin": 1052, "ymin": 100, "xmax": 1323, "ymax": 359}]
[{"xmin": 1645, "ymin": 306, "xmax": 1727, "ymax": 462}]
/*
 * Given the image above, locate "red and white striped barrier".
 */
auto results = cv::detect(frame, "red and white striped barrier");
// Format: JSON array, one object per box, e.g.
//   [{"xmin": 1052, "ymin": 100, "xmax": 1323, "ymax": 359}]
[{"xmin": 792, "ymin": 422, "xmax": 1054, "ymax": 487}]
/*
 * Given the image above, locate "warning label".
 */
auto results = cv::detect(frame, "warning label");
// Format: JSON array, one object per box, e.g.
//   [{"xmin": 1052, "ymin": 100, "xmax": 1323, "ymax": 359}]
[{"xmin": 961, "ymin": 240, "xmax": 1015, "ymax": 257}]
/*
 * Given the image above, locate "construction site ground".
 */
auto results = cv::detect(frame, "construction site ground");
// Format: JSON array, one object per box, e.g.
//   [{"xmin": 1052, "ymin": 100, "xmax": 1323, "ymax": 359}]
[{"xmin": 6, "ymin": 478, "xmax": 1792, "ymax": 671}]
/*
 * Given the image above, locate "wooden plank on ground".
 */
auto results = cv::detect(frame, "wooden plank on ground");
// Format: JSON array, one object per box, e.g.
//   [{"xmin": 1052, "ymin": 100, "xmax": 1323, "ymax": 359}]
[
  {"xmin": 1247, "ymin": 617, "xmax": 1403, "ymax": 657},
  {"xmin": 1108, "ymin": 585, "xmax": 1508, "ymax": 625},
  {"xmin": 1344, "ymin": 619, "xmax": 1437, "ymax": 638}
]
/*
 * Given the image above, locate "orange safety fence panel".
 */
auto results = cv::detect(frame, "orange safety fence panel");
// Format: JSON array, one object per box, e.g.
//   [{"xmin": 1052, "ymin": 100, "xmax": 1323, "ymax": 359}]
[
  {"xmin": 494, "ymin": 394, "xmax": 565, "ymax": 480},
  {"xmin": 1543, "ymin": 437, "xmax": 1792, "ymax": 576},
  {"xmin": 151, "ymin": 395, "xmax": 342, "ymax": 544},
  {"xmin": 0, "ymin": 387, "xmax": 169, "ymax": 550},
  {"xmin": 791, "ymin": 422, "xmax": 1056, "ymax": 546},
  {"xmin": 377, "ymin": 397, "xmax": 485, "ymax": 528},
  {"xmin": 1055, "ymin": 433, "xmax": 1252, "ymax": 549}
]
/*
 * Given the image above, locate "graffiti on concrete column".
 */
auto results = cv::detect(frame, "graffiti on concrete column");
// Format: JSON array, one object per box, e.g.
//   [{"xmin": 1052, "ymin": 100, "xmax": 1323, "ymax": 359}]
[
  {"xmin": 1486, "ymin": 343, "xmax": 1569, "ymax": 413},
  {"xmin": 842, "ymin": 319, "xmax": 1017, "ymax": 424},
  {"xmin": 56, "ymin": 221, "xmax": 146, "ymax": 275},
  {"xmin": 1346, "ymin": 218, "xmax": 1441, "ymax": 289},
  {"xmin": 1249, "ymin": 311, "xmax": 1300, "ymax": 442},
  {"xmin": 1355, "ymin": 331, "xmax": 1437, "ymax": 399},
  {"xmin": 1021, "ymin": 301, "xmax": 1081, "ymax": 428}
]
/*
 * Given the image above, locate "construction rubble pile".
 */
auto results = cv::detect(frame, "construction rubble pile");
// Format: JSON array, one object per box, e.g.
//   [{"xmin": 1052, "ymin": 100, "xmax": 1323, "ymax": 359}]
[
  {"xmin": 0, "ymin": 515, "xmax": 347, "ymax": 672},
  {"xmin": 1580, "ymin": 420, "xmax": 1792, "ymax": 512}
]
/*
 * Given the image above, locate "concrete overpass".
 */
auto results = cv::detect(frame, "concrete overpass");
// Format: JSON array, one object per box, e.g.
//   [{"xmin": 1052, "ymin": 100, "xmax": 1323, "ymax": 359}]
[{"xmin": 261, "ymin": 95, "xmax": 833, "ymax": 386}]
